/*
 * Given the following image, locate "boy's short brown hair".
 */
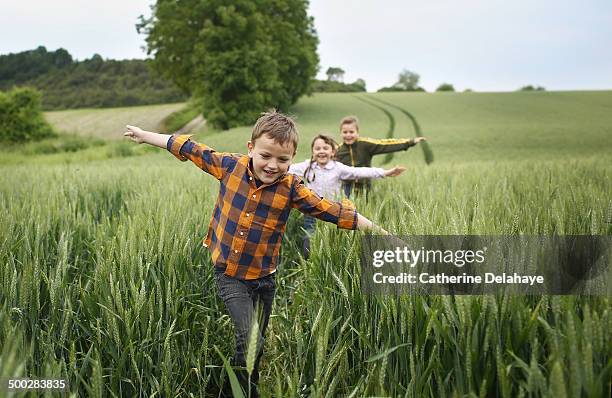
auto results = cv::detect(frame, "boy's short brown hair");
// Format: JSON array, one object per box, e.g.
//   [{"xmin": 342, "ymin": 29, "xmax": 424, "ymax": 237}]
[
  {"xmin": 252, "ymin": 110, "xmax": 299, "ymax": 152},
  {"xmin": 340, "ymin": 115, "xmax": 359, "ymax": 131}
]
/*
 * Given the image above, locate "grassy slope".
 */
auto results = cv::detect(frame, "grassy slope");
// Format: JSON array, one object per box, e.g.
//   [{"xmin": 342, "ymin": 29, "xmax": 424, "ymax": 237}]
[
  {"xmin": 190, "ymin": 91, "xmax": 612, "ymax": 165},
  {"xmin": 44, "ymin": 103, "xmax": 185, "ymax": 139},
  {"xmin": 38, "ymin": 91, "xmax": 612, "ymax": 165}
]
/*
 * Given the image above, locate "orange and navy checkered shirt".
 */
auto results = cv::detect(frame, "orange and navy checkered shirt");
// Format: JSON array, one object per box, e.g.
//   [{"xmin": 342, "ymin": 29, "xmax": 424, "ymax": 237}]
[{"xmin": 167, "ymin": 134, "xmax": 358, "ymax": 280}]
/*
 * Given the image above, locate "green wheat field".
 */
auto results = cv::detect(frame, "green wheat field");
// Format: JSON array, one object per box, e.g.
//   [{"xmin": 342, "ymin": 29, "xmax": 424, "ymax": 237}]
[{"xmin": 1, "ymin": 91, "xmax": 611, "ymax": 397}]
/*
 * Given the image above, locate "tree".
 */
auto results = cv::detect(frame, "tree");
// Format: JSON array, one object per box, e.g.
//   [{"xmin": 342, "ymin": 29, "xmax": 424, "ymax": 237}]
[
  {"xmin": 394, "ymin": 69, "xmax": 420, "ymax": 91},
  {"xmin": 352, "ymin": 78, "xmax": 366, "ymax": 91},
  {"xmin": 139, "ymin": 0, "xmax": 319, "ymax": 129},
  {"xmin": 377, "ymin": 69, "xmax": 425, "ymax": 92},
  {"xmin": 519, "ymin": 85, "xmax": 545, "ymax": 91},
  {"xmin": 326, "ymin": 67, "xmax": 345, "ymax": 82},
  {"xmin": 436, "ymin": 83, "xmax": 455, "ymax": 92},
  {"xmin": 311, "ymin": 78, "xmax": 366, "ymax": 93}
]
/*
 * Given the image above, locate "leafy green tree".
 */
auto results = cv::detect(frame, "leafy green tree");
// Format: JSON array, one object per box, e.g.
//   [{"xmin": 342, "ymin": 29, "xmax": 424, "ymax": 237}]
[
  {"xmin": 436, "ymin": 83, "xmax": 455, "ymax": 92},
  {"xmin": 139, "ymin": 0, "xmax": 319, "ymax": 129},
  {"xmin": 378, "ymin": 69, "xmax": 425, "ymax": 92},
  {"xmin": 394, "ymin": 69, "xmax": 420, "ymax": 91},
  {"xmin": 352, "ymin": 78, "xmax": 366, "ymax": 91},
  {"xmin": 519, "ymin": 85, "xmax": 546, "ymax": 91},
  {"xmin": 326, "ymin": 67, "xmax": 345, "ymax": 82},
  {"xmin": 311, "ymin": 79, "xmax": 366, "ymax": 93}
]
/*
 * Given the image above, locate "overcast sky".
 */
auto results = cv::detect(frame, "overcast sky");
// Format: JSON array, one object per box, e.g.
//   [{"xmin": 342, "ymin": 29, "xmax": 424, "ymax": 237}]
[{"xmin": 1, "ymin": 0, "xmax": 611, "ymax": 92}]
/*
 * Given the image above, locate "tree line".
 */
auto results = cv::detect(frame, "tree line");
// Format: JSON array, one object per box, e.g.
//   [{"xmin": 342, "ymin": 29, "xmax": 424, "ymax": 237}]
[{"xmin": 0, "ymin": 46, "xmax": 187, "ymax": 110}]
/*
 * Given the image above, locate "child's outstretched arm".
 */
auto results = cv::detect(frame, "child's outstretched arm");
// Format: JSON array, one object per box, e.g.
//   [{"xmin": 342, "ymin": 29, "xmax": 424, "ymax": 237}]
[
  {"xmin": 124, "ymin": 125, "xmax": 170, "ymax": 148},
  {"xmin": 291, "ymin": 177, "xmax": 389, "ymax": 234},
  {"xmin": 357, "ymin": 213, "xmax": 389, "ymax": 234},
  {"xmin": 363, "ymin": 136, "xmax": 427, "ymax": 156},
  {"xmin": 383, "ymin": 166, "xmax": 406, "ymax": 177},
  {"xmin": 124, "ymin": 125, "xmax": 230, "ymax": 181},
  {"xmin": 337, "ymin": 163, "xmax": 406, "ymax": 180}
]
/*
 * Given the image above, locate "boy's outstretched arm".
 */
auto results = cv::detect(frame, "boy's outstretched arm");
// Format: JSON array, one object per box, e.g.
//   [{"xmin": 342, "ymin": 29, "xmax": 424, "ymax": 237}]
[
  {"xmin": 292, "ymin": 178, "xmax": 388, "ymax": 232},
  {"xmin": 124, "ymin": 125, "xmax": 170, "ymax": 148},
  {"xmin": 364, "ymin": 136, "xmax": 427, "ymax": 156},
  {"xmin": 357, "ymin": 213, "xmax": 389, "ymax": 235}
]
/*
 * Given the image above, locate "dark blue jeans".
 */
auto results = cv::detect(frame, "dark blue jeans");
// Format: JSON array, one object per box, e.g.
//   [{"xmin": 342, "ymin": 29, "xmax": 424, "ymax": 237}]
[
  {"xmin": 214, "ymin": 270, "xmax": 276, "ymax": 397},
  {"xmin": 302, "ymin": 215, "xmax": 317, "ymax": 259}
]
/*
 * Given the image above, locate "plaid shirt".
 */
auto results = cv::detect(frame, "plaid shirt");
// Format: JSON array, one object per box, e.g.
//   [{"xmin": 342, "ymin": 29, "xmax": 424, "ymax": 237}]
[{"xmin": 167, "ymin": 134, "xmax": 358, "ymax": 280}]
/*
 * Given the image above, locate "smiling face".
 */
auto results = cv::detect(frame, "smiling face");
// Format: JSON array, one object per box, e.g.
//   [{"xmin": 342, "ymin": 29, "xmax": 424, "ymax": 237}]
[
  {"xmin": 247, "ymin": 134, "xmax": 296, "ymax": 184},
  {"xmin": 312, "ymin": 137, "xmax": 336, "ymax": 166},
  {"xmin": 340, "ymin": 122, "xmax": 359, "ymax": 145}
]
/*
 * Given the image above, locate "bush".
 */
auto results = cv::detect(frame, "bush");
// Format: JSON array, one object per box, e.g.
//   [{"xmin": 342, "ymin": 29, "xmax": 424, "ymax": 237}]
[
  {"xmin": 377, "ymin": 86, "xmax": 425, "ymax": 93},
  {"xmin": 19, "ymin": 134, "xmax": 104, "ymax": 155},
  {"xmin": 519, "ymin": 85, "xmax": 546, "ymax": 91},
  {"xmin": 0, "ymin": 87, "xmax": 55, "ymax": 142},
  {"xmin": 436, "ymin": 83, "xmax": 455, "ymax": 92},
  {"xmin": 311, "ymin": 79, "xmax": 367, "ymax": 93}
]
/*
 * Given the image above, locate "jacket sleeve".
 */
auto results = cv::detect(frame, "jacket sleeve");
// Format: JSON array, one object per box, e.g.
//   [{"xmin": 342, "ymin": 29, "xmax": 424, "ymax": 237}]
[{"xmin": 361, "ymin": 137, "xmax": 416, "ymax": 155}]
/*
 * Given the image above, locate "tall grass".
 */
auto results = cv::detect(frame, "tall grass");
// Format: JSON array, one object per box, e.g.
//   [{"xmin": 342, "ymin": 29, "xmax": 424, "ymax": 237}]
[
  {"xmin": 2, "ymin": 91, "xmax": 611, "ymax": 396},
  {"xmin": 1, "ymin": 152, "xmax": 610, "ymax": 396}
]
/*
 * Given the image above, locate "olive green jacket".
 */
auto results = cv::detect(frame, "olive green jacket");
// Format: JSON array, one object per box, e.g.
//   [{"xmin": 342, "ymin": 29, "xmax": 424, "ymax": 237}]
[{"xmin": 336, "ymin": 137, "xmax": 416, "ymax": 193}]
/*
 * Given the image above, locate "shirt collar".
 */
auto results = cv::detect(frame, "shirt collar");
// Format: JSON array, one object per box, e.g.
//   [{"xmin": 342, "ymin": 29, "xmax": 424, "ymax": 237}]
[{"xmin": 313, "ymin": 160, "xmax": 335, "ymax": 170}]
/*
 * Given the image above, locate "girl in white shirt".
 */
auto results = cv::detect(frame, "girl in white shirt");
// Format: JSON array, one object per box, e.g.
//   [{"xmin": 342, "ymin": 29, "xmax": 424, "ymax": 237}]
[{"xmin": 289, "ymin": 134, "xmax": 405, "ymax": 257}]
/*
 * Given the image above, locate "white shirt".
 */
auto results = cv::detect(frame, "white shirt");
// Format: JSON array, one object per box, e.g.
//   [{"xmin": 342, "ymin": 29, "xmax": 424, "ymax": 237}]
[{"xmin": 288, "ymin": 159, "xmax": 385, "ymax": 198}]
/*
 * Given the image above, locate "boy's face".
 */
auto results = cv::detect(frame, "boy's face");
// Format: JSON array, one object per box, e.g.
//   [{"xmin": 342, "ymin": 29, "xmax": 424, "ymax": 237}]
[
  {"xmin": 340, "ymin": 122, "xmax": 359, "ymax": 145},
  {"xmin": 247, "ymin": 134, "xmax": 296, "ymax": 184}
]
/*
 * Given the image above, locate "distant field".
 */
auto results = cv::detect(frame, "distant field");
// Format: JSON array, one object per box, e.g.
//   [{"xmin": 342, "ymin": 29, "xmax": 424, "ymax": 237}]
[
  {"xmin": 41, "ymin": 91, "xmax": 612, "ymax": 165},
  {"xmin": 44, "ymin": 102, "xmax": 185, "ymax": 139},
  {"xmin": 187, "ymin": 90, "xmax": 612, "ymax": 164}
]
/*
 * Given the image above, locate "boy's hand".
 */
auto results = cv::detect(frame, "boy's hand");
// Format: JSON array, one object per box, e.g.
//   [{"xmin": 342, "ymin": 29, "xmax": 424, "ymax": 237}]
[
  {"xmin": 124, "ymin": 125, "xmax": 146, "ymax": 144},
  {"xmin": 356, "ymin": 214, "xmax": 389, "ymax": 234},
  {"xmin": 413, "ymin": 137, "xmax": 427, "ymax": 144},
  {"xmin": 384, "ymin": 166, "xmax": 406, "ymax": 177}
]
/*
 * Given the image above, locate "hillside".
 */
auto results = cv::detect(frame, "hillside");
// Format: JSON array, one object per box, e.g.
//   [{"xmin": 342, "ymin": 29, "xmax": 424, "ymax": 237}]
[
  {"xmin": 0, "ymin": 46, "xmax": 187, "ymax": 110},
  {"xmin": 38, "ymin": 90, "xmax": 612, "ymax": 164},
  {"xmin": 44, "ymin": 103, "xmax": 185, "ymax": 140},
  {"xmin": 189, "ymin": 90, "xmax": 612, "ymax": 164}
]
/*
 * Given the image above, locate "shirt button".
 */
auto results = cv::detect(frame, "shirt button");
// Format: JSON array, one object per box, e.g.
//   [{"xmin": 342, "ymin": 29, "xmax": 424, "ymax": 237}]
[
  {"xmin": 240, "ymin": 231, "xmax": 244, "ymax": 236},
  {"xmin": 249, "ymin": 177, "xmax": 253, "ymax": 181},
  {"xmin": 246, "ymin": 213, "xmax": 250, "ymax": 217},
  {"xmin": 252, "ymin": 194, "xmax": 256, "ymax": 198},
  {"xmin": 234, "ymin": 250, "xmax": 238, "ymax": 254}
]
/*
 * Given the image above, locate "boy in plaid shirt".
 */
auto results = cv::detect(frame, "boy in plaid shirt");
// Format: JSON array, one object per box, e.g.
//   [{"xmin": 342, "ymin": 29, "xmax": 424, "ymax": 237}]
[{"xmin": 124, "ymin": 111, "xmax": 384, "ymax": 396}]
